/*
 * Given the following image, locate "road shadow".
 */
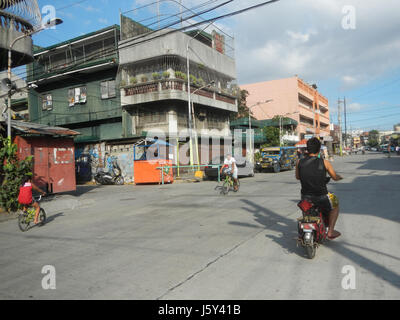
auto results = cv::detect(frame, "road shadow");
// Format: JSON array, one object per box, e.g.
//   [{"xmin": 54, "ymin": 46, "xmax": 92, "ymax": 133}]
[
  {"xmin": 45, "ymin": 212, "xmax": 64, "ymax": 224},
  {"xmin": 332, "ymin": 173, "xmax": 400, "ymax": 224},
  {"xmin": 229, "ymin": 199, "xmax": 304, "ymax": 258},
  {"xmin": 54, "ymin": 185, "xmax": 100, "ymax": 198},
  {"xmin": 355, "ymin": 157, "xmax": 400, "ymax": 171},
  {"xmin": 24, "ymin": 212, "xmax": 64, "ymax": 231},
  {"xmin": 230, "ymin": 199, "xmax": 400, "ymax": 289}
]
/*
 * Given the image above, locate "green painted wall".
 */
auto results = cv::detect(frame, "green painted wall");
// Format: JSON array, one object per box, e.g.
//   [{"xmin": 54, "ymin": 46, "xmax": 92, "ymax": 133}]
[
  {"xmin": 29, "ymin": 69, "xmax": 121, "ymax": 127},
  {"xmin": 73, "ymin": 121, "xmax": 123, "ymax": 143}
]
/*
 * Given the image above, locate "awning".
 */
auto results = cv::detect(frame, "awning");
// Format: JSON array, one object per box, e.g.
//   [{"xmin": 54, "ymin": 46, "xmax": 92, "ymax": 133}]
[
  {"xmin": 1, "ymin": 120, "xmax": 80, "ymax": 136},
  {"xmin": 295, "ymin": 139, "xmax": 308, "ymax": 148}
]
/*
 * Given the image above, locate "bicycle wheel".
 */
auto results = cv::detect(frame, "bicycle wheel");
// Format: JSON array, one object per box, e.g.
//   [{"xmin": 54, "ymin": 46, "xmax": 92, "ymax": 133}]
[
  {"xmin": 39, "ymin": 208, "xmax": 46, "ymax": 226},
  {"xmin": 18, "ymin": 211, "xmax": 30, "ymax": 232},
  {"xmin": 221, "ymin": 180, "xmax": 230, "ymax": 195}
]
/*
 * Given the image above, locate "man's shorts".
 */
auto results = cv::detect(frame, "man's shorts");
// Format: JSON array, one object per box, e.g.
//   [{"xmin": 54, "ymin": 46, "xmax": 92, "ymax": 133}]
[
  {"xmin": 301, "ymin": 192, "xmax": 339, "ymax": 216},
  {"xmin": 232, "ymin": 170, "xmax": 238, "ymax": 179}
]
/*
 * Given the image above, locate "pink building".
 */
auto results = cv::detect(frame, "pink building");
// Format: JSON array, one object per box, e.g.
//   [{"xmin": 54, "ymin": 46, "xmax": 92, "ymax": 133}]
[{"xmin": 241, "ymin": 76, "xmax": 331, "ymax": 141}]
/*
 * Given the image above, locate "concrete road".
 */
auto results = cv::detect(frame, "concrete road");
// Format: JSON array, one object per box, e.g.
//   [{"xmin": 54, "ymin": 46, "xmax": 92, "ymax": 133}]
[{"xmin": 0, "ymin": 153, "xmax": 399, "ymax": 299}]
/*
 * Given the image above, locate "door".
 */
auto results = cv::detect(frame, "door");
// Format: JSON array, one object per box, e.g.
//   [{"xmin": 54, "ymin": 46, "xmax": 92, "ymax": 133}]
[{"xmin": 33, "ymin": 145, "xmax": 50, "ymax": 192}]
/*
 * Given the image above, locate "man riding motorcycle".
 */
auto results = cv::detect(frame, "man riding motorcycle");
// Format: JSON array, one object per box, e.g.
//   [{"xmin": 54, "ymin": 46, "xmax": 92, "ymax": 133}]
[{"xmin": 295, "ymin": 137, "xmax": 343, "ymax": 240}]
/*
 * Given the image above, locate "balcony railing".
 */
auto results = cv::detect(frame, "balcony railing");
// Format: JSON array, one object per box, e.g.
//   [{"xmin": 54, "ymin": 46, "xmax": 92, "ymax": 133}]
[{"xmin": 123, "ymin": 79, "xmax": 237, "ymax": 105}]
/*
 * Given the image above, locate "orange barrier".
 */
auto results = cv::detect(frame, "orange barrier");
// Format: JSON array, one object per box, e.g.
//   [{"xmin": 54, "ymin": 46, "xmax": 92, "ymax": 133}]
[{"xmin": 134, "ymin": 159, "xmax": 174, "ymax": 184}]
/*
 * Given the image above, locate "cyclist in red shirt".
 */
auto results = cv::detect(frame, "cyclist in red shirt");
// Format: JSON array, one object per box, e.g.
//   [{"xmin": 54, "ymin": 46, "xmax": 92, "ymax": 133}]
[{"xmin": 18, "ymin": 176, "xmax": 46, "ymax": 224}]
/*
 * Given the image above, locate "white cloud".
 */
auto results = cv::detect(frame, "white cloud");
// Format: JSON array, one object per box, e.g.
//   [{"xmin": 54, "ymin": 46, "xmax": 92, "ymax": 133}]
[
  {"xmin": 98, "ymin": 18, "xmax": 108, "ymax": 25},
  {"xmin": 230, "ymin": 0, "xmax": 400, "ymax": 90},
  {"xmin": 347, "ymin": 103, "xmax": 364, "ymax": 111}
]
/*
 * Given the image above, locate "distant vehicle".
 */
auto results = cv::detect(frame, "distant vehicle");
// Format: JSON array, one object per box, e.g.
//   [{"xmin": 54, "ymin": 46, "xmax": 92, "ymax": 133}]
[
  {"xmin": 371, "ymin": 147, "xmax": 377, "ymax": 152},
  {"xmin": 204, "ymin": 155, "xmax": 255, "ymax": 179},
  {"xmin": 381, "ymin": 144, "xmax": 395, "ymax": 153},
  {"xmin": 257, "ymin": 146, "xmax": 297, "ymax": 173}
]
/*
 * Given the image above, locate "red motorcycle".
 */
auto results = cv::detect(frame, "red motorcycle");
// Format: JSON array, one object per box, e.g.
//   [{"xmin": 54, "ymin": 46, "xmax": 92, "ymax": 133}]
[{"xmin": 296, "ymin": 197, "xmax": 330, "ymax": 259}]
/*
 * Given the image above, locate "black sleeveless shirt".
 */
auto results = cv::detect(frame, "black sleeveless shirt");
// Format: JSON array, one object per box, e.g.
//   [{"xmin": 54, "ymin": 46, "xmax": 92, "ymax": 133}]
[{"xmin": 298, "ymin": 156, "xmax": 328, "ymax": 196}]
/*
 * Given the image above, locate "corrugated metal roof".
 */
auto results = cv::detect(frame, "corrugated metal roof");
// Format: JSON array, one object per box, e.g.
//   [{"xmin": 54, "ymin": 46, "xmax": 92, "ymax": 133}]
[{"xmin": 3, "ymin": 120, "xmax": 80, "ymax": 136}]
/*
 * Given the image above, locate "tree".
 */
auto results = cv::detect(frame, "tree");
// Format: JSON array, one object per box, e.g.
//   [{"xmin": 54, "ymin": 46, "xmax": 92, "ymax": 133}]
[
  {"xmin": 230, "ymin": 89, "xmax": 253, "ymax": 120},
  {"xmin": 0, "ymin": 137, "xmax": 33, "ymax": 212},
  {"xmin": 368, "ymin": 129, "xmax": 379, "ymax": 147},
  {"xmin": 261, "ymin": 126, "xmax": 280, "ymax": 147}
]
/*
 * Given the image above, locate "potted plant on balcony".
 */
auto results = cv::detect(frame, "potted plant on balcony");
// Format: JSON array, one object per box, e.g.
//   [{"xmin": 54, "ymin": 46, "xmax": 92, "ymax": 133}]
[
  {"xmin": 141, "ymin": 75, "xmax": 148, "ymax": 83},
  {"xmin": 120, "ymin": 80, "xmax": 126, "ymax": 87},
  {"xmin": 197, "ymin": 77, "xmax": 205, "ymax": 87},
  {"xmin": 190, "ymin": 74, "xmax": 197, "ymax": 85},
  {"xmin": 130, "ymin": 77, "xmax": 137, "ymax": 85},
  {"xmin": 152, "ymin": 72, "xmax": 161, "ymax": 81},
  {"xmin": 175, "ymin": 71, "xmax": 187, "ymax": 81},
  {"xmin": 162, "ymin": 71, "xmax": 170, "ymax": 79}
]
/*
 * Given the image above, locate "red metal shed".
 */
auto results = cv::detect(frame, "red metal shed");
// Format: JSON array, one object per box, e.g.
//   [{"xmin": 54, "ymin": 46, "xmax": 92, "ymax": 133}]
[{"xmin": 8, "ymin": 121, "xmax": 80, "ymax": 194}]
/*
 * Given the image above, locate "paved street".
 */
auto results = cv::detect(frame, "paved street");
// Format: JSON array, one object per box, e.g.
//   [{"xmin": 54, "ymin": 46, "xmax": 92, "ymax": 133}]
[{"xmin": 0, "ymin": 153, "xmax": 399, "ymax": 300}]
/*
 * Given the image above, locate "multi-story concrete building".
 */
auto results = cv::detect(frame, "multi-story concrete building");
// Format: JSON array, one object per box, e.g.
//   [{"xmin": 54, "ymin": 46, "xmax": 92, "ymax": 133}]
[
  {"xmin": 27, "ymin": 18, "xmax": 238, "ymax": 181},
  {"xmin": 27, "ymin": 25, "xmax": 123, "ymax": 178},
  {"xmin": 241, "ymin": 76, "xmax": 331, "ymax": 142},
  {"xmin": 118, "ymin": 16, "xmax": 238, "ymax": 164}
]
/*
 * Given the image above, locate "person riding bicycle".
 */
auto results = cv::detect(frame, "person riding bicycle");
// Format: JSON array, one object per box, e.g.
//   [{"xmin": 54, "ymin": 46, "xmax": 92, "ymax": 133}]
[
  {"xmin": 295, "ymin": 137, "xmax": 343, "ymax": 240},
  {"xmin": 220, "ymin": 153, "xmax": 239, "ymax": 191},
  {"xmin": 18, "ymin": 176, "xmax": 46, "ymax": 225}
]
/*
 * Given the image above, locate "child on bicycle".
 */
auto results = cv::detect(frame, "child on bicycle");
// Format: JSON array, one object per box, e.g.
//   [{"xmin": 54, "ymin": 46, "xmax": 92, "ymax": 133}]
[
  {"xmin": 220, "ymin": 153, "xmax": 239, "ymax": 191},
  {"xmin": 18, "ymin": 176, "xmax": 46, "ymax": 225}
]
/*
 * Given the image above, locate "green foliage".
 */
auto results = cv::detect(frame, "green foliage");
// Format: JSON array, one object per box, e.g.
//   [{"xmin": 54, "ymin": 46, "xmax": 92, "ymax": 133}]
[
  {"xmin": 197, "ymin": 77, "xmax": 205, "ymax": 87},
  {"xmin": 368, "ymin": 129, "xmax": 379, "ymax": 147},
  {"xmin": 152, "ymin": 72, "xmax": 160, "ymax": 80},
  {"xmin": 189, "ymin": 74, "xmax": 197, "ymax": 85},
  {"xmin": 129, "ymin": 77, "xmax": 137, "ymax": 85},
  {"xmin": 174, "ymin": 71, "xmax": 187, "ymax": 81},
  {"xmin": 254, "ymin": 151, "xmax": 262, "ymax": 162},
  {"xmin": 120, "ymin": 79, "xmax": 126, "ymax": 87},
  {"xmin": 0, "ymin": 137, "xmax": 33, "ymax": 212},
  {"xmin": 230, "ymin": 89, "xmax": 252, "ymax": 121},
  {"xmin": 162, "ymin": 71, "xmax": 170, "ymax": 79},
  {"xmin": 261, "ymin": 126, "xmax": 280, "ymax": 147},
  {"xmin": 141, "ymin": 75, "xmax": 148, "ymax": 83}
]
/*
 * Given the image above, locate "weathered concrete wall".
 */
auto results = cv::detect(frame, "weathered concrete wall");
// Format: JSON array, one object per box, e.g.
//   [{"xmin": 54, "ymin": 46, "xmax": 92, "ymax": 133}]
[{"xmin": 119, "ymin": 29, "xmax": 236, "ymax": 79}]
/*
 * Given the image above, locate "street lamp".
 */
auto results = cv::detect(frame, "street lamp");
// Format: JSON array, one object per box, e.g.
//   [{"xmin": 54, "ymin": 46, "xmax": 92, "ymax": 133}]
[
  {"xmin": 279, "ymin": 111, "xmax": 299, "ymax": 146},
  {"xmin": 186, "ymin": 21, "xmax": 214, "ymax": 167},
  {"xmin": 248, "ymin": 99, "xmax": 273, "ymax": 163},
  {"xmin": 6, "ymin": 18, "xmax": 63, "ymax": 143},
  {"xmin": 191, "ymin": 80, "xmax": 215, "ymax": 169}
]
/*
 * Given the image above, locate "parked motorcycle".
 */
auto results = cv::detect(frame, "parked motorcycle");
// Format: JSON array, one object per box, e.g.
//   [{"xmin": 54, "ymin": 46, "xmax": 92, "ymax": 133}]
[
  {"xmin": 296, "ymin": 177, "xmax": 332, "ymax": 259},
  {"xmin": 94, "ymin": 160, "xmax": 124, "ymax": 185}
]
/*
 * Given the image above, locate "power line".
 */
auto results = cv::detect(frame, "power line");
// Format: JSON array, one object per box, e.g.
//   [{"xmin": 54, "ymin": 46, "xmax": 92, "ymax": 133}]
[
  {"xmin": 12, "ymin": 0, "xmax": 233, "ymax": 81},
  {"xmin": 22, "ymin": 0, "xmax": 279, "ymax": 83}
]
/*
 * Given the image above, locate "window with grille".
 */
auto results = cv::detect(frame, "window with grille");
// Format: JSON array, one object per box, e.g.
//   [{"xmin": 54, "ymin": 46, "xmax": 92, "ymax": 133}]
[
  {"xmin": 68, "ymin": 86, "xmax": 87, "ymax": 106},
  {"xmin": 42, "ymin": 94, "xmax": 53, "ymax": 111},
  {"xmin": 101, "ymin": 80, "xmax": 116, "ymax": 99}
]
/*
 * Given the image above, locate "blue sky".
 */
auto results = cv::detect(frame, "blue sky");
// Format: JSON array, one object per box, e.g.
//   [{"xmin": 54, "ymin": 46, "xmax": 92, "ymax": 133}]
[{"xmin": 30, "ymin": 0, "xmax": 400, "ymax": 132}]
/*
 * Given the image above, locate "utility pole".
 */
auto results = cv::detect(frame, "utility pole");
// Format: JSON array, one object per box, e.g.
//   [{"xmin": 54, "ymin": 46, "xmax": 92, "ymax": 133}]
[
  {"xmin": 344, "ymin": 96, "xmax": 347, "ymax": 149},
  {"xmin": 338, "ymin": 98, "xmax": 343, "ymax": 156}
]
